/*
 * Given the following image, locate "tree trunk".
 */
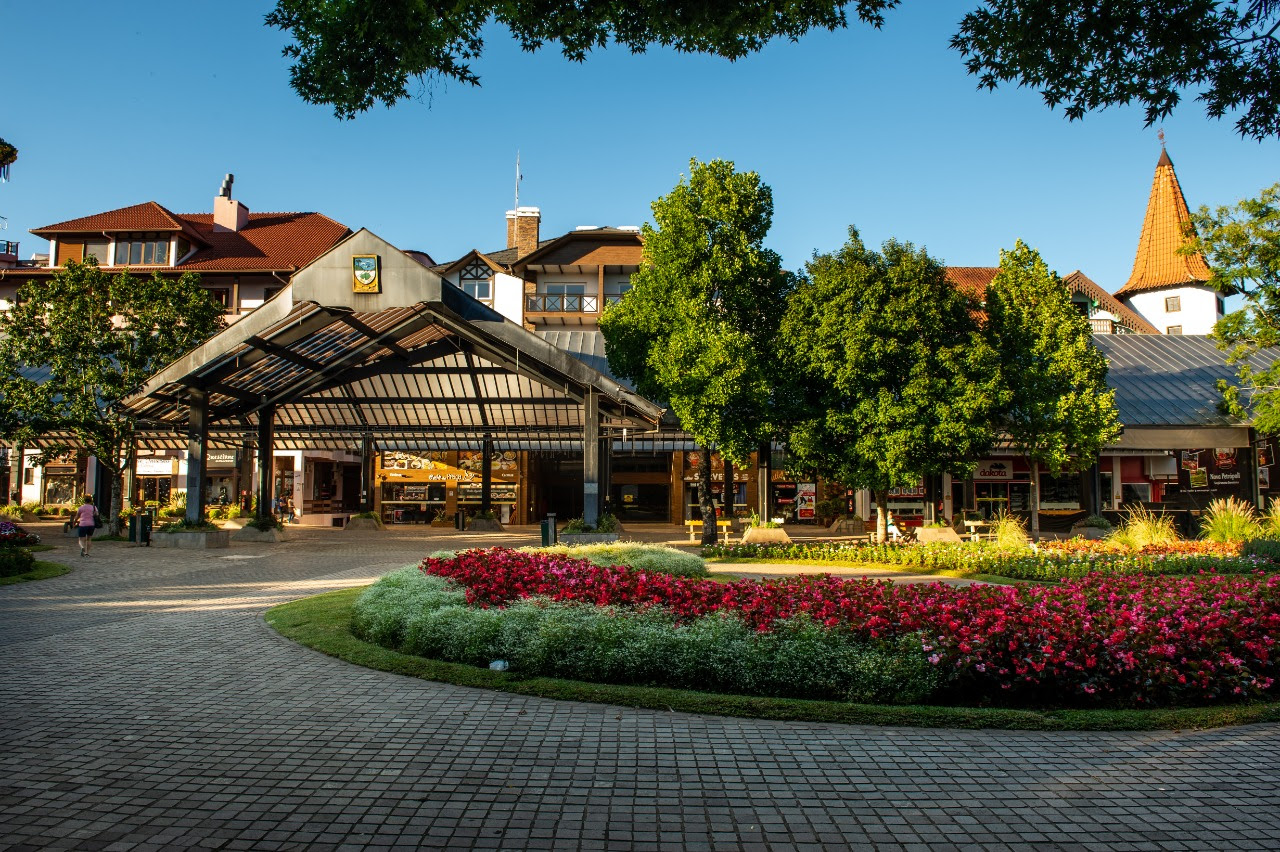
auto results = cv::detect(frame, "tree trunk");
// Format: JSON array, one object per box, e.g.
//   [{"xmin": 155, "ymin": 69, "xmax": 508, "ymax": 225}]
[
  {"xmin": 109, "ymin": 470, "xmax": 124, "ymax": 538},
  {"xmin": 875, "ymin": 489, "xmax": 889, "ymax": 543},
  {"xmin": 1029, "ymin": 458, "xmax": 1040, "ymax": 541},
  {"xmin": 698, "ymin": 447, "xmax": 718, "ymax": 546},
  {"xmin": 723, "ymin": 458, "xmax": 735, "ymax": 522}
]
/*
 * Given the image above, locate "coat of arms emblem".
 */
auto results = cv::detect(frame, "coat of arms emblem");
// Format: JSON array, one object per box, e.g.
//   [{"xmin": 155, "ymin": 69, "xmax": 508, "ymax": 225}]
[{"xmin": 352, "ymin": 254, "xmax": 380, "ymax": 293}]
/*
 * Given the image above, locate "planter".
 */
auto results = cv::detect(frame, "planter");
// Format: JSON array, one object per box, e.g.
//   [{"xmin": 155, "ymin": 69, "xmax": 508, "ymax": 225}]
[
  {"xmin": 152, "ymin": 530, "xmax": 230, "ymax": 549},
  {"xmin": 740, "ymin": 526, "xmax": 792, "ymax": 545},
  {"xmin": 1070, "ymin": 525, "xmax": 1111, "ymax": 541},
  {"xmin": 232, "ymin": 526, "xmax": 287, "ymax": 543},
  {"xmin": 466, "ymin": 518, "xmax": 506, "ymax": 532},
  {"xmin": 916, "ymin": 527, "xmax": 963, "ymax": 544},
  {"xmin": 344, "ymin": 517, "xmax": 384, "ymax": 531},
  {"xmin": 430, "ymin": 519, "xmax": 454, "ymax": 528},
  {"xmin": 558, "ymin": 533, "xmax": 619, "ymax": 545}
]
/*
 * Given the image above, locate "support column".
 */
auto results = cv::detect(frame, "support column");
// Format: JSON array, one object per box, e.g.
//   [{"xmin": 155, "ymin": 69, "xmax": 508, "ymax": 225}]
[
  {"xmin": 184, "ymin": 389, "xmax": 208, "ymax": 524},
  {"xmin": 481, "ymin": 434, "xmax": 493, "ymax": 513},
  {"xmin": 599, "ymin": 435, "xmax": 612, "ymax": 517},
  {"xmin": 1083, "ymin": 462, "xmax": 1102, "ymax": 516},
  {"xmin": 257, "ymin": 404, "xmax": 275, "ymax": 521},
  {"xmin": 583, "ymin": 389, "xmax": 599, "ymax": 526},
  {"xmin": 756, "ymin": 442, "xmax": 771, "ymax": 517},
  {"xmin": 361, "ymin": 431, "xmax": 375, "ymax": 513}
]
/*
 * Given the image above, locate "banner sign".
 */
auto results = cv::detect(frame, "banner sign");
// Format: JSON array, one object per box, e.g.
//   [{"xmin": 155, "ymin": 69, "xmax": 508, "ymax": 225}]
[
  {"xmin": 206, "ymin": 450, "xmax": 238, "ymax": 468},
  {"xmin": 796, "ymin": 482, "xmax": 817, "ymax": 520},
  {"xmin": 136, "ymin": 458, "xmax": 173, "ymax": 476}
]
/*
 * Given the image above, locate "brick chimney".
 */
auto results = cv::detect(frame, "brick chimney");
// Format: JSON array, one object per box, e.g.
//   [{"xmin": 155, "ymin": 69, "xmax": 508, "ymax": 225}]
[
  {"xmin": 506, "ymin": 206, "xmax": 540, "ymax": 258},
  {"xmin": 213, "ymin": 173, "xmax": 249, "ymax": 232}
]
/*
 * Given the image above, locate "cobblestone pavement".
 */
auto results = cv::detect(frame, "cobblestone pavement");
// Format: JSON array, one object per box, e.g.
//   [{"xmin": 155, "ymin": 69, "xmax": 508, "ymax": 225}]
[{"xmin": 3, "ymin": 525, "xmax": 1280, "ymax": 851}]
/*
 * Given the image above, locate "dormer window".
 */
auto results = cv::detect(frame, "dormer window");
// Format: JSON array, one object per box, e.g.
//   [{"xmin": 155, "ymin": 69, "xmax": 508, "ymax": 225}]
[
  {"xmin": 114, "ymin": 233, "xmax": 169, "ymax": 266},
  {"xmin": 458, "ymin": 259, "xmax": 492, "ymax": 303},
  {"xmin": 1165, "ymin": 295, "xmax": 1181, "ymax": 312}
]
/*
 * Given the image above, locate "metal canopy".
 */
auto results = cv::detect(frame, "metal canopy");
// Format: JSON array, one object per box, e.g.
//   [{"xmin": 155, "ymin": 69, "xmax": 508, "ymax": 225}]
[{"xmin": 120, "ymin": 229, "xmax": 663, "ymax": 447}]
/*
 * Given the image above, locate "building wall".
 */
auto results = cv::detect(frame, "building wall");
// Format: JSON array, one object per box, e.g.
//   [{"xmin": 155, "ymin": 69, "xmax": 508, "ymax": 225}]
[{"xmin": 1127, "ymin": 286, "xmax": 1221, "ymax": 335}]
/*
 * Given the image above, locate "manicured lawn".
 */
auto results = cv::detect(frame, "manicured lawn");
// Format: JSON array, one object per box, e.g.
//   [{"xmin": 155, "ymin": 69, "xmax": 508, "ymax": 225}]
[
  {"xmin": 266, "ymin": 585, "xmax": 1280, "ymax": 731},
  {"xmin": 0, "ymin": 560, "xmax": 72, "ymax": 586}
]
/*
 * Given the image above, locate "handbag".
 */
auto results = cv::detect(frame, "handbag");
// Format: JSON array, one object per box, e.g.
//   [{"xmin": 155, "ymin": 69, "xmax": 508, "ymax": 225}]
[{"xmin": 93, "ymin": 511, "xmax": 102, "ymax": 529}]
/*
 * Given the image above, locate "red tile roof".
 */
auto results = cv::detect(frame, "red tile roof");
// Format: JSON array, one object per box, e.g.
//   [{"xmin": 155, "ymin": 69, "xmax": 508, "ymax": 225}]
[
  {"xmin": 945, "ymin": 267, "xmax": 999, "ymax": 299},
  {"xmin": 175, "ymin": 212, "xmax": 350, "ymax": 271},
  {"xmin": 1114, "ymin": 150, "xmax": 1213, "ymax": 298},
  {"xmin": 31, "ymin": 201, "xmax": 186, "ymax": 234},
  {"xmin": 31, "ymin": 203, "xmax": 350, "ymax": 273}
]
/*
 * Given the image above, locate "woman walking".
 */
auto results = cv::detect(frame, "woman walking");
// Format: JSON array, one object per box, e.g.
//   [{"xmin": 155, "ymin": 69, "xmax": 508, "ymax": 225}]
[{"xmin": 74, "ymin": 496, "xmax": 99, "ymax": 558}]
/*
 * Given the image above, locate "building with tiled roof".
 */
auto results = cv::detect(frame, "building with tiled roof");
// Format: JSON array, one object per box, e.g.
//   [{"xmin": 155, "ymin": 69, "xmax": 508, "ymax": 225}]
[
  {"xmin": 4, "ymin": 176, "xmax": 351, "ymax": 322},
  {"xmin": 1113, "ymin": 149, "xmax": 1222, "ymax": 334}
]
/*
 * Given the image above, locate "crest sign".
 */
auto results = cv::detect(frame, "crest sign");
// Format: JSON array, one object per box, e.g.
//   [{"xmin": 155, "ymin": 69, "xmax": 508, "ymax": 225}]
[{"xmin": 352, "ymin": 254, "xmax": 380, "ymax": 293}]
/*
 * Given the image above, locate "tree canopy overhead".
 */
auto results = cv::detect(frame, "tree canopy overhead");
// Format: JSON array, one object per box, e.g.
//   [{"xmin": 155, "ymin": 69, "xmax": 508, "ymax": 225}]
[{"xmin": 267, "ymin": 1, "xmax": 1280, "ymax": 137}]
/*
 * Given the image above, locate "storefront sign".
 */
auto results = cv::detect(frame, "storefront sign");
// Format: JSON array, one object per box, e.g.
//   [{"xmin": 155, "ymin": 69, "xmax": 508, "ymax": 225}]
[
  {"xmin": 888, "ymin": 483, "xmax": 925, "ymax": 498},
  {"xmin": 457, "ymin": 483, "xmax": 519, "ymax": 503},
  {"xmin": 796, "ymin": 482, "xmax": 816, "ymax": 520},
  {"xmin": 973, "ymin": 460, "xmax": 1013, "ymax": 481},
  {"xmin": 136, "ymin": 458, "xmax": 173, "ymax": 476},
  {"xmin": 1180, "ymin": 448, "xmax": 1245, "ymax": 494},
  {"xmin": 207, "ymin": 450, "xmax": 238, "ymax": 468}
]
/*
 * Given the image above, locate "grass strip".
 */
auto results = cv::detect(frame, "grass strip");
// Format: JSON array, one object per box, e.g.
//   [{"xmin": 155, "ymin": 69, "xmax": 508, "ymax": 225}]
[
  {"xmin": 266, "ymin": 586, "xmax": 1280, "ymax": 732},
  {"xmin": 0, "ymin": 560, "xmax": 72, "ymax": 586}
]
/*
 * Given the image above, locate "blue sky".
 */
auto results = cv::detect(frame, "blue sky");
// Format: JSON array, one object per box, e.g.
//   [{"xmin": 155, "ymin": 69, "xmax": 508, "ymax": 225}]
[{"xmin": 3, "ymin": 2, "xmax": 1276, "ymax": 291}]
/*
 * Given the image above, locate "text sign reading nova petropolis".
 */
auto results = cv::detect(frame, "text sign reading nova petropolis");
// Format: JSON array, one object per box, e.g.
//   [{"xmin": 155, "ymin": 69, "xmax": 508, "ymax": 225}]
[{"xmin": 352, "ymin": 254, "xmax": 380, "ymax": 293}]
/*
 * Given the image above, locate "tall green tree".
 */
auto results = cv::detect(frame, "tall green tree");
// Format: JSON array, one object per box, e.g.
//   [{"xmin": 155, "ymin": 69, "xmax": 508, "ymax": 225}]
[
  {"xmin": 779, "ymin": 227, "xmax": 1002, "ymax": 542},
  {"xmin": 983, "ymin": 242, "xmax": 1121, "ymax": 538},
  {"xmin": 601, "ymin": 158, "xmax": 793, "ymax": 544},
  {"xmin": 1185, "ymin": 182, "xmax": 1280, "ymax": 432},
  {"xmin": 0, "ymin": 260, "xmax": 224, "ymax": 533},
  {"xmin": 266, "ymin": 1, "xmax": 1280, "ymax": 138}
]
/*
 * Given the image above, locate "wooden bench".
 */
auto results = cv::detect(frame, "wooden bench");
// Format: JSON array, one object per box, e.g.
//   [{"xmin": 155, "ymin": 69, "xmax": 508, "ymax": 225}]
[
  {"xmin": 963, "ymin": 520, "xmax": 995, "ymax": 542},
  {"xmin": 686, "ymin": 519, "xmax": 735, "ymax": 544}
]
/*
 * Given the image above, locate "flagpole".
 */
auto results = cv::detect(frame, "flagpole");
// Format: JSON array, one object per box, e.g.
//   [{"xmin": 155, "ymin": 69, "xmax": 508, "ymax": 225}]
[{"xmin": 515, "ymin": 150, "xmax": 521, "ymax": 210}]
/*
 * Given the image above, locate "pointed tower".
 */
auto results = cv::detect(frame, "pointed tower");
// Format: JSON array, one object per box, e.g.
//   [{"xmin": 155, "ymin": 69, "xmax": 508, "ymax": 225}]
[{"xmin": 1113, "ymin": 148, "xmax": 1221, "ymax": 335}]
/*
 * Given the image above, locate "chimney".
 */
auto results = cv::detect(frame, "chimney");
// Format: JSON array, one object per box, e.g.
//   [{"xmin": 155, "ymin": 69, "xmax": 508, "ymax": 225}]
[
  {"xmin": 505, "ymin": 206, "xmax": 540, "ymax": 258},
  {"xmin": 213, "ymin": 173, "xmax": 249, "ymax": 232}
]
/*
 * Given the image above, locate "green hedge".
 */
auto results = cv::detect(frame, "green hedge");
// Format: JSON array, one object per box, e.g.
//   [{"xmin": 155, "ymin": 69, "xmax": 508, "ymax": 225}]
[
  {"xmin": 518, "ymin": 543, "xmax": 707, "ymax": 577},
  {"xmin": 352, "ymin": 568, "xmax": 937, "ymax": 704},
  {"xmin": 0, "ymin": 547, "xmax": 36, "ymax": 578}
]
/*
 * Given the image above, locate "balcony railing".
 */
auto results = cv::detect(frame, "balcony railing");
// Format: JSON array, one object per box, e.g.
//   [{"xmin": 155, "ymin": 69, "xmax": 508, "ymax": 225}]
[
  {"xmin": 527, "ymin": 294, "xmax": 599, "ymax": 313},
  {"xmin": 0, "ymin": 240, "xmax": 17, "ymax": 258},
  {"xmin": 1088, "ymin": 317, "xmax": 1115, "ymax": 334}
]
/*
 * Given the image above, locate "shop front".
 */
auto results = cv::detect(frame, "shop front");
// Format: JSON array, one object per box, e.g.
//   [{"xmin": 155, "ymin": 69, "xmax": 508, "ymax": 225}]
[
  {"xmin": 135, "ymin": 455, "xmax": 175, "ymax": 506},
  {"xmin": 376, "ymin": 450, "xmax": 520, "ymax": 524},
  {"xmin": 680, "ymin": 450, "xmax": 750, "ymax": 521},
  {"xmin": 204, "ymin": 449, "xmax": 240, "ymax": 508},
  {"xmin": 42, "ymin": 457, "xmax": 81, "ymax": 508}
]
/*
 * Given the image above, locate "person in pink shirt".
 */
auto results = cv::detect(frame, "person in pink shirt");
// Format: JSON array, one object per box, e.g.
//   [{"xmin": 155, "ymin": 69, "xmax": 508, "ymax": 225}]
[{"xmin": 74, "ymin": 496, "xmax": 99, "ymax": 557}]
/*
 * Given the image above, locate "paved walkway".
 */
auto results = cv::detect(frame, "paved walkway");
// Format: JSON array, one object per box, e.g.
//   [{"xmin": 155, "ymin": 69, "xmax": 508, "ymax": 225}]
[{"xmin": 1, "ymin": 524, "xmax": 1279, "ymax": 850}]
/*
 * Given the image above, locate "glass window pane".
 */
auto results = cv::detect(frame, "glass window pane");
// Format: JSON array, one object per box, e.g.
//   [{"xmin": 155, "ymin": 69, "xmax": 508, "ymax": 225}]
[
  {"xmin": 129, "ymin": 242, "xmax": 142, "ymax": 264},
  {"xmin": 115, "ymin": 242, "xmax": 129, "ymax": 265},
  {"xmin": 154, "ymin": 241, "xmax": 168, "ymax": 264}
]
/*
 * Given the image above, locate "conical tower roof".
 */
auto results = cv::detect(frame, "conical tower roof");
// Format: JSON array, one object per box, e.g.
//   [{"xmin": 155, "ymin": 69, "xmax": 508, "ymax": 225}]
[{"xmin": 1114, "ymin": 149, "xmax": 1213, "ymax": 299}]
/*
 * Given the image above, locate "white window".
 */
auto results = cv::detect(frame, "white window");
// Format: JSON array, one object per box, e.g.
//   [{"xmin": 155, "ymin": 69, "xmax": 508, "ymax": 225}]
[
  {"xmin": 457, "ymin": 260, "xmax": 492, "ymax": 303},
  {"xmin": 542, "ymin": 282, "xmax": 591, "ymax": 311},
  {"xmin": 114, "ymin": 234, "xmax": 168, "ymax": 265},
  {"xmin": 605, "ymin": 280, "xmax": 632, "ymax": 305},
  {"xmin": 1165, "ymin": 295, "xmax": 1181, "ymax": 312},
  {"xmin": 1166, "ymin": 325, "xmax": 1183, "ymax": 335}
]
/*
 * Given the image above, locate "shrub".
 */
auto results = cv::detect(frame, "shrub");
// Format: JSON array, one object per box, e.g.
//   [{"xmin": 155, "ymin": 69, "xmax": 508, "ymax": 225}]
[
  {"xmin": 520, "ymin": 543, "xmax": 707, "ymax": 577},
  {"xmin": 1109, "ymin": 504, "xmax": 1180, "ymax": 550},
  {"xmin": 156, "ymin": 520, "xmax": 220, "ymax": 533},
  {"xmin": 1262, "ymin": 498, "xmax": 1280, "ymax": 538},
  {"xmin": 20, "ymin": 501, "xmax": 41, "ymax": 515},
  {"xmin": 561, "ymin": 513, "xmax": 620, "ymax": 534},
  {"xmin": 354, "ymin": 568, "xmax": 936, "ymax": 704},
  {"xmin": 416, "ymin": 549, "xmax": 1280, "ymax": 707},
  {"xmin": 207, "ymin": 507, "xmax": 226, "ymax": 521},
  {"xmin": 0, "ymin": 547, "xmax": 36, "ymax": 578},
  {"xmin": 990, "ymin": 511, "xmax": 1030, "ymax": 549},
  {"xmin": 0, "ymin": 505, "xmax": 22, "ymax": 520},
  {"xmin": 1075, "ymin": 514, "xmax": 1114, "ymax": 532},
  {"xmin": 251, "ymin": 516, "xmax": 282, "ymax": 532},
  {"xmin": 1200, "ymin": 497, "xmax": 1263, "ymax": 543},
  {"xmin": 1245, "ymin": 539, "xmax": 1280, "ymax": 562},
  {"xmin": 225, "ymin": 505, "xmax": 243, "ymax": 520}
]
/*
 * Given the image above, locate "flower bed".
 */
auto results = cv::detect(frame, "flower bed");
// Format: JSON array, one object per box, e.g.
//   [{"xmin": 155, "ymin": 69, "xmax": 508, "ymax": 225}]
[
  {"xmin": 0, "ymin": 521, "xmax": 41, "ymax": 547},
  {"xmin": 419, "ymin": 549, "xmax": 1280, "ymax": 707},
  {"xmin": 700, "ymin": 540, "xmax": 1275, "ymax": 581}
]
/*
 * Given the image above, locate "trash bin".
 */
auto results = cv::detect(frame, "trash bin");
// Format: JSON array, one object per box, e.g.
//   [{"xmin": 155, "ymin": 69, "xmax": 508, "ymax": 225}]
[
  {"xmin": 138, "ymin": 512, "xmax": 152, "ymax": 546},
  {"xmin": 540, "ymin": 519, "xmax": 552, "ymax": 546},
  {"xmin": 455, "ymin": 509, "xmax": 465, "ymax": 530},
  {"xmin": 128, "ymin": 514, "xmax": 139, "ymax": 543}
]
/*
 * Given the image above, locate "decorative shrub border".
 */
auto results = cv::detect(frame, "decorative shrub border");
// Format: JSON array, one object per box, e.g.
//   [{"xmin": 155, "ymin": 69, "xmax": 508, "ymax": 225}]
[{"xmin": 265, "ymin": 586, "xmax": 1280, "ymax": 732}]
